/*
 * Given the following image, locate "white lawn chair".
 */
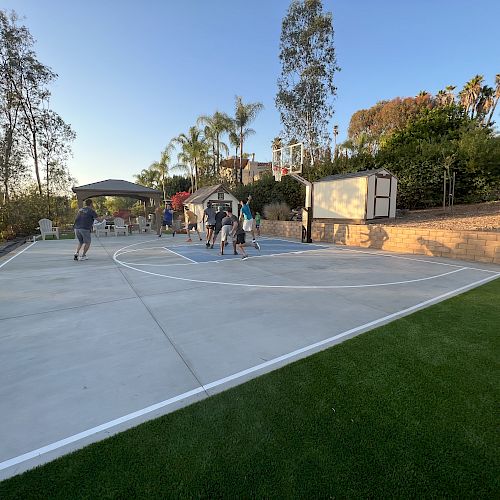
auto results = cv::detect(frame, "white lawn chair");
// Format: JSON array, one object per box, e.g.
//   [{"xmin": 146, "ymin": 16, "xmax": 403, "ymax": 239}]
[
  {"xmin": 113, "ymin": 217, "xmax": 128, "ymax": 236},
  {"xmin": 37, "ymin": 219, "xmax": 59, "ymax": 240},
  {"xmin": 94, "ymin": 220, "xmax": 109, "ymax": 237},
  {"xmin": 137, "ymin": 216, "xmax": 151, "ymax": 233}
]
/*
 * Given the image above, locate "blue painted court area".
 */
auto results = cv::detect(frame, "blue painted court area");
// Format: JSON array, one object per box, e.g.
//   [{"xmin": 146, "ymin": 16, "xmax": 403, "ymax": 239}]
[{"xmin": 169, "ymin": 238, "xmax": 328, "ymax": 264}]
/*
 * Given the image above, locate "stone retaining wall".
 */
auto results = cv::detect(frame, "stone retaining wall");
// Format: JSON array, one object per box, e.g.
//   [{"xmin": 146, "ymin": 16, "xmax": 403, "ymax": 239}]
[{"xmin": 260, "ymin": 220, "xmax": 500, "ymax": 265}]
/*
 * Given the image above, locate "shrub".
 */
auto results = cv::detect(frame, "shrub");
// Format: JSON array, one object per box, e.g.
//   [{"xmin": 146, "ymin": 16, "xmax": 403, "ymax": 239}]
[
  {"xmin": 171, "ymin": 191, "xmax": 190, "ymax": 211},
  {"xmin": 263, "ymin": 202, "xmax": 291, "ymax": 221}
]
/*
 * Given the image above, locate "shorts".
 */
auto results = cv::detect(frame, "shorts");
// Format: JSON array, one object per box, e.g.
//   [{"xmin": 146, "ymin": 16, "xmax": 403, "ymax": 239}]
[
  {"xmin": 220, "ymin": 225, "xmax": 233, "ymax": 242},
  {"xmin": 236, "ymin": 232, "xmax": 246, "ymax": 244},
  {"xmin": 162, "ymin": 220, "xmax": 173, "ymax": 228},
  {"xmin": 214, "ymin": 224, "xmax": 222, "ymax": 235},
  {"xmin": 75, "ymin": 228, "xmax": 91, "ymax": 244},
  {"xmin": 188, "ymin": 223, "xmax": 198, "ymax": 230},
  {"xmin": 256, "ymin": 224, "xmax": 260, "ymax": 229},
  {"xmin": 206, "ymin": 224, "xmax": 215, "ymax": 229},
  {"xmin": 242, "ymin": 219, "xmax": 253, "ymax": 232}
]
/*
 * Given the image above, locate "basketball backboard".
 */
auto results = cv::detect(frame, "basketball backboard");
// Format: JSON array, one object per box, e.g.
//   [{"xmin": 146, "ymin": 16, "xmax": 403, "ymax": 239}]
[{"xmin": 272, "ymin": 142, "xmax": 304, "ymax": 181}]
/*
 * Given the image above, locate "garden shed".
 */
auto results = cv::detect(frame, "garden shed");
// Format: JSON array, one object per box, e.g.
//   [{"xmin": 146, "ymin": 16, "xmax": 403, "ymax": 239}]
[
  {"xmin": 184, "ymin": 184, "xmax": 239, "ymax": 224},
  {"xmin": 313, "ymin": 168, "xmax": 397, "ymax": 222}
]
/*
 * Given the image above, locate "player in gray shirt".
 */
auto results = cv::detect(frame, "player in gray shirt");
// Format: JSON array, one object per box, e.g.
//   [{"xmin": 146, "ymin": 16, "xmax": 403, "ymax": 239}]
[{"xmin": 203, "ymin": 202, "xmax": 217, "ymax": 248}]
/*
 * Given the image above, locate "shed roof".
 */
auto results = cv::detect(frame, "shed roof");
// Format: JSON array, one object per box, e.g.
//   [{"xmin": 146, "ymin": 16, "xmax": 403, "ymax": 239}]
[
  {"xmin": 317, "ymin": 168, "xmax": 396, "ymax": 183},
  {"xmin": 72, "ymin": 179, "xmax": 161, "ymax": 195},
  {"xmin": 184, "ymin": 184, "xmax": 234, "ymax": 204}
]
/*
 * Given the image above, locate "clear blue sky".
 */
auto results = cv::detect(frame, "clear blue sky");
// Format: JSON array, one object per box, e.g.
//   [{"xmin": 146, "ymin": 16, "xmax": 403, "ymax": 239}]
[{"xmin": 3, "ymin": 0, "xmax": 500, "ymax": 186}]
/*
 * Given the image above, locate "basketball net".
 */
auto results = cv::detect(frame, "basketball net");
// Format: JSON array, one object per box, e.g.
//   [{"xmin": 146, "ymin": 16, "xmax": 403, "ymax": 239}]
[{"xmin": 272, "ymin": 143, "xmax": 303, "ymax": 182}]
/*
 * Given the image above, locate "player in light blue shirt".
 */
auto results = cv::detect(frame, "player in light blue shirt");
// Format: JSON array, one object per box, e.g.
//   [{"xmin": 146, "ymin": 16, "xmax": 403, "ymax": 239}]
[{"xmin": 239, "ymin": 195, "xmax": 260, "ymax": 249}]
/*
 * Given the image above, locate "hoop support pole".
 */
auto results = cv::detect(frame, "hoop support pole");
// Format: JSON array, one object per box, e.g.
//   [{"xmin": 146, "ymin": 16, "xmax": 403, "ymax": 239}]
[{"xmin": 289, "ymin": 173, "xmax": 313, "ymax": 243}]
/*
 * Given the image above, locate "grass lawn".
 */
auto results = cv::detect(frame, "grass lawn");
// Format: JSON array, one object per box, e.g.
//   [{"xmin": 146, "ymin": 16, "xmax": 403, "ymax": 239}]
[{"xmin": 1, "ymin": 278, "xmax": 499, "ymax": 498}]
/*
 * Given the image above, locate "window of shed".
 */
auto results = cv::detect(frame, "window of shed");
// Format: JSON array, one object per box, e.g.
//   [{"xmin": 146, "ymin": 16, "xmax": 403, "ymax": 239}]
[{"xmin": 218, "ymin": 192, "xmax": 224, "ymax": 200}]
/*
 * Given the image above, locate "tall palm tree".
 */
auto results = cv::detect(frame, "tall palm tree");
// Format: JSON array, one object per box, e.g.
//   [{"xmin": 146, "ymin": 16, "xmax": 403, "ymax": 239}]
[
  {"xmin": 197, "ymin": 111, "xmax": 233, "ymax": 176},
  {"xmin": 486, "ymin": 74, "xmax": 500, "ymax": 127},
  {"xmin": 228, "ymin": 129, "xmax": 240, "ymax": 184},
  {"xmin": 134, "ymin": 168, "xmax": 161, "ymax": 189},
  {"xmin": 150, "ymin": 140, "xmax": 175, "ymax": 201},
  {"xmin": 173, "ymin": 127, "xmax": 208, "ymax": 192},
  {"xmin": 234, "ymin": 96, "xmax": 263, "ymax": 184},
  {"xmin": 459, "ymin": 75, "xmax": 483, "ymax": 118}
]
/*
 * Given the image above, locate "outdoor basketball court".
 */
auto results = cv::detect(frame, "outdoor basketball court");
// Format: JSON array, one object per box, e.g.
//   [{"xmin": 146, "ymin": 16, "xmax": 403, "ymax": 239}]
[{"xmin": 0, "ymin": 233, "xmax": 498, "ymax": 479}]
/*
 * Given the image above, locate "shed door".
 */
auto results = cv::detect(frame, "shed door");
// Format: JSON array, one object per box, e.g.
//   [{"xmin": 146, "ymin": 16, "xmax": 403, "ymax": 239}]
[{"xmin": 373, "ymin": 175, "xmax": 392, "ymax": 218}]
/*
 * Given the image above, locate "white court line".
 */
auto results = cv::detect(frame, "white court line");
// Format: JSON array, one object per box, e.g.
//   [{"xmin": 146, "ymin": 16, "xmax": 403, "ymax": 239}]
[
  {"xmin": 118, "ymin": 248, "xmax": 327, "ymax": 267},
  {"xmin": 259, "ymin": 236, "xmax": 500, "ymax": 273},
  {"xmin": 163, "ymin": 246, "xmax": 198, "ymax": 263},
  {"xmin": 1, "ymin": 271, "xmax": 498, "ymax": 473},
  {"xmin": 0, "ymin": 241, "xmax": 36, "ymax": 270},
  {"xmin": 333, "ymin": 246, "xmax": 499, "ymax": 274}
]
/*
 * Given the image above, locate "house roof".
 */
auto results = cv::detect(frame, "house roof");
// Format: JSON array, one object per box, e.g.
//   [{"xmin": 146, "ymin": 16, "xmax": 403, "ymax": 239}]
[
  {"xmin": 72, "ymin": 179, "xmax": 161, "ymax": 195},
  {"xmin": 184, "ymin": 184, "xmax": 234, "ymax": 204},
  {"xmin": 317, "ymin": 168, "xmax": 397, "ymax": 182}
]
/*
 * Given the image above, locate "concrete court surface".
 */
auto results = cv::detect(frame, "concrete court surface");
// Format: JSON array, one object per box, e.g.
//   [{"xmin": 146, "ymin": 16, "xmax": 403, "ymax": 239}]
[{"xmin": 0, "ymin": 233, "xmax": 499, "ymax": 479}]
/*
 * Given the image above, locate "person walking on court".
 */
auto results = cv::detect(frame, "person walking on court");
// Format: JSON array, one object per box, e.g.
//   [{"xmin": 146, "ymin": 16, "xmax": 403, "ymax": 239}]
[
  {"xmin": 239, "ymin": 195, "xmax": 260, "ymax": 249},
  {"xmin": 219, "ymin": 208, "xmax": 237, "ymax": 255},
  {"xmin": 236, "ymin": 211, "xmax": 260, "ymax": 259},
  {"xmin": 154, "ymin": 203, "xmax": 163, "ymax": 236},
  {"xmin": 184, "ymin": 206, "xmax": 202, "ymax": 242},
  {"xmin": 255, "ymin": 211, "xmax": 261, "ymax": 237},
  {"xmin": 203, "ymin": 202, "xmax": 216, "ymax": 248},
  {"xmin": 159, "ymin": 202, "xmax": 175, "ymax": 237},
  {"xmin": 211, "ymin": 206, "xmax": 226, "ymax": 249},
  {"xmin": 73, "ymin": 199, "xmax": 99, "ymax": 261}
]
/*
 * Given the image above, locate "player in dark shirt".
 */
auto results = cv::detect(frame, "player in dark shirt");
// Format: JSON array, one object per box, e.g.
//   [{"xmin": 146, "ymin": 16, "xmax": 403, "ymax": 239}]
[
  {"xmin": 211, "ymin": 207, "xmax": 227, "ymax": 249},
  {"xmin": 73, "ymin": 199, "xmax": 99, "ymax": 261}
]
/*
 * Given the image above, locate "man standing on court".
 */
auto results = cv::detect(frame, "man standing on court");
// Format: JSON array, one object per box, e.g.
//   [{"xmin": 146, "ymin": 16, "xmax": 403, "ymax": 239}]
[
  {"xmin": 73, "ymin": 199, "xmax": 99, "ymax": 261},
  {"xmin": 239, "ymin": 195, "xmax": 260, "ymax": 249},
  {"xmin": 159, "ymin": 201, "xmax": 175, "ymax": 237},
  {"xmin": 211, "ymin": 206, "xmax": 227, "ymax": 249},
  {"xmin": 219, "ymin": 208, "xmax": 237, "ymax": 255},
  {"xmin": 184, "ymin": 206, "xmax": 202, "ymax": 242},
  {"xmin": 203, "ymin": 202, "xmax": 216, "ymax": 248}
]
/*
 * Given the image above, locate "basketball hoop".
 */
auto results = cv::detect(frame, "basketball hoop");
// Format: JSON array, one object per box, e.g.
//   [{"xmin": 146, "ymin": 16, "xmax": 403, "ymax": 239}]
[{"xmin": 272, "ymin": 142, "xmax": 304, "ymax": 182}]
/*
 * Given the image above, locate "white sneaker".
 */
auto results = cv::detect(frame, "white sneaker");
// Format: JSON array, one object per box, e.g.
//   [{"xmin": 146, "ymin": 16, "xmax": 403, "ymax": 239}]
[
  {"xmin": 254, "ymin": 241, "xmax": 260, "ymax": 251},
  {"xmin": 79, "ymin": 255, "xmax": 88, "ymax": 261}
]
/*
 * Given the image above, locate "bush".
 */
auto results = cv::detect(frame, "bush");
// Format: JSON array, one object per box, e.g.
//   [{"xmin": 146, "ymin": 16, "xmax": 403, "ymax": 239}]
[
  {"xmin": 263, "ymin": 202, "xmax": 291, "ymax": 221},
  {"xmin": 171, "ymin": 191, "xmax": 190, "ymax": 211}
]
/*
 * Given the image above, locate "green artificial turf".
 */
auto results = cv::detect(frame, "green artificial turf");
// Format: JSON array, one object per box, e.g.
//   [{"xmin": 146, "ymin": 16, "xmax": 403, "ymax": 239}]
[{"xmin": 1, "ymin": 278, "xmax": 499, "ymax": 498}]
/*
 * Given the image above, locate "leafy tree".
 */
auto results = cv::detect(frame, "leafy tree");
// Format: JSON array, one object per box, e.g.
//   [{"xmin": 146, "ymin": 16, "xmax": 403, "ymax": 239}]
[
  {"xmin": 276, "ymin": 0, "xmax": 340, "ymax": 165},
  {"xmin": 38, "ymin": 109, "xmax": 76, "ymax": 216},
  {"xmin": 134, "ymin": 167, "xmax": 161, "ymax": 189},
  {"xmin": 234, "ymin": 96, "xmax": 263, "ymax": 184},
  {"xmin": 165, "ymin": 175, "xmax": 191, "ymax": 197}
]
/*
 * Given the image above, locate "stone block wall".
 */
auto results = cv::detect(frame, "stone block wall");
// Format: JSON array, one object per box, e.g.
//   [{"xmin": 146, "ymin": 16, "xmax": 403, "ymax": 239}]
[{"xmin": 261, "ymin": 220, "xmax": 500, "ymax": 265}]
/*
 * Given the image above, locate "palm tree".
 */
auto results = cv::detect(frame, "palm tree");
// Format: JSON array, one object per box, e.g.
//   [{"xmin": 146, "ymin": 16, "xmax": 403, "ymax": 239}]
[
  {"xmin": 134, "ymin": 168, "xmax": 161, "ymax": 189},
  {"xmin": 486, "ymin": 74, "xmax": 500, "ymax": 127},
  {"xmin": 228, "ymin": 129, "xmax": 240, "ymax": 184},
  {"xmin": 234, "ymin": 96, "xmax": 263, "ymax": 184},
  {"xmin": 197, "ymin": 111, "xmax": 233, "ymax": 176},
  {"xmin": 173, "ymin": 127, "xmax": 208, "ymax": 192},
  {"xmin": 149, "ymin": 140, "xmax": 175, "ymax": 201},
  {"xmin": 459, "ymin": 75, "xmax": 483, "ymax": 118}
]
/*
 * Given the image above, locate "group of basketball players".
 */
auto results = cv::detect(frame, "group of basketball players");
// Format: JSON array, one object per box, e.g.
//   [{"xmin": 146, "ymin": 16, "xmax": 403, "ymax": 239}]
[{"xmin": 155, "ymin": 196, "xmax": 260, "ymax": 260}]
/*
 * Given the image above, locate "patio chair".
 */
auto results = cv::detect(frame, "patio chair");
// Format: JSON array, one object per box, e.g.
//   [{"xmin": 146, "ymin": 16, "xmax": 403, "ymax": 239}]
[
  {"xmin": 94, "ymin": 219, "xmax": 109, "ymax": 237},
  {"xmin": 37, "ymin": 219, "xmax": 59, "ymax": 240},
  {"xmin": 113, "ymin": 217, "xmax": 128, "ymax": 236},
  {"xmin": 137, "ymin": 216, "xmax": 152, "ymax": 233}
]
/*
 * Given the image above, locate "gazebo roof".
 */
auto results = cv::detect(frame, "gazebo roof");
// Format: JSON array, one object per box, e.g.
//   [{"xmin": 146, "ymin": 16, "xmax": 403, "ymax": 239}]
[{"xmin": 72, "ymin": 179, "xmax": 161, "ymax": 196}]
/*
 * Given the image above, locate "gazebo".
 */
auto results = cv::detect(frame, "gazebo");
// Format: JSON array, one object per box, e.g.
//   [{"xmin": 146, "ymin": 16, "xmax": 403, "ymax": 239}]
[{"xmin": 72, "ymin": 179, "xmax": 162, "ymax": 208}]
